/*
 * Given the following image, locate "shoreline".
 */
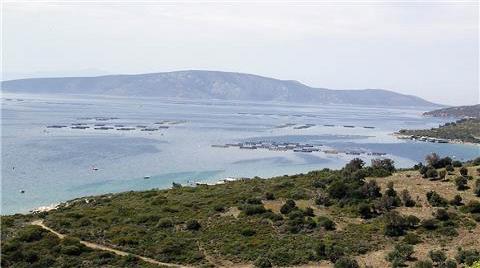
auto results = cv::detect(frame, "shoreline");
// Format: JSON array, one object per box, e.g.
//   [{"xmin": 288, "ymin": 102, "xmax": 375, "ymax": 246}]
[{"xmin": 392, "ymin": 132, "xmax": 480, "ymax": 146}]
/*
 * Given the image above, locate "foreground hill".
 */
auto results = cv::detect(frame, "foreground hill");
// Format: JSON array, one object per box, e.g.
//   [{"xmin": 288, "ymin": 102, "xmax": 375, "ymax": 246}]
[
  {"xmin": 424, "ymin": 104, "xmax": 480, "ymax": 118},
  {"xmin": 1, "ymin": 70, "xmax": 440, "ymax": 107},
  {"xmin": 2, "ymin": 156, "xmax": 480, "ymax": 267}
]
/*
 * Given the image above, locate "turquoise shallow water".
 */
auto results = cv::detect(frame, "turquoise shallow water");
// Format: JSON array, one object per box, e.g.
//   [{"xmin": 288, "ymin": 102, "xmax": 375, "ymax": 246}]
[{"xmin": 2, "ymin": 93, "xmax": 479, "ymax": 214}]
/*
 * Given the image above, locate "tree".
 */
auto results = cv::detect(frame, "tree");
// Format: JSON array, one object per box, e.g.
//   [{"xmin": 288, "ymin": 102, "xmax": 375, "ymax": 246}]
[
  {"xmin": 455, "ymin": 176, "xmax": 468, "ymax": 190},
  {"xmin": 344, "ymin": 158, "xmax": 365, "ymax": 174},
  {"xmin": 371, "ymin": 158, "xmax": 396, "ymax": 173},
  {"xmin": 426, "ymin": 153, "xmax": 440, "ymax": 167}
]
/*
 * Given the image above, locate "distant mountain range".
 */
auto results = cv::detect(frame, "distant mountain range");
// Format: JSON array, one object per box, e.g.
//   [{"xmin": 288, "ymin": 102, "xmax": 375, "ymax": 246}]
[
  {"xmin": 1, "ymin": 70, "xmax": 441, "ymax": 107},
  {"xmin": 424, "ymin": 104, "xmax": 480, "ymax": 118}
]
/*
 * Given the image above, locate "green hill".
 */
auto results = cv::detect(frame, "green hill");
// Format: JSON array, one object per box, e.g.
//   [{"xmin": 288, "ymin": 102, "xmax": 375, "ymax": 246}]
[{"xmin": 2, "ymin": 156, "xmax": 480, "ymax": 267}]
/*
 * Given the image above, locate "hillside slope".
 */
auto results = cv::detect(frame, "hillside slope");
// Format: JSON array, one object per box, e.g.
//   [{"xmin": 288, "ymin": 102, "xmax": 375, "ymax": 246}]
[
  {"xmin": 424, "ymin": 104, "xmax": 480, "ymax": 118},
  {"xmin": 1, "ymin": 70, "xmax": 440, "ymax": 107}
]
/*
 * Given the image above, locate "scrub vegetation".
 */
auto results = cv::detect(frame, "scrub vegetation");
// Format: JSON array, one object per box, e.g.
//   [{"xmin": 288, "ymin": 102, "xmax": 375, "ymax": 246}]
[{"xmin": 2, "ymin": 155, "xmax": 480, "ymax": 267}]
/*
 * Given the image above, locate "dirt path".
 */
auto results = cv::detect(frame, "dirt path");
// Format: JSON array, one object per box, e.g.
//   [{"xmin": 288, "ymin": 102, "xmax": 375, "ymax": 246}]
[{"xmin": 31, "ymin": 220, "xmax": 193, "ymax": 268}]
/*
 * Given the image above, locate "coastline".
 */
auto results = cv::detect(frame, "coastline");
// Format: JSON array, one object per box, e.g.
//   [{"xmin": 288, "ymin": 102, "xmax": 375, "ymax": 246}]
[{"xmin": 392, "ymin": 132, "xmax": 480, "ymax": 146}]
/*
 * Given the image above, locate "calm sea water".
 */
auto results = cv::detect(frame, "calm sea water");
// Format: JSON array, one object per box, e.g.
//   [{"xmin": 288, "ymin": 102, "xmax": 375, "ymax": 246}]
[{"xmin": 2, "ymin": 93, "xmax": 479, "ymax": 214}]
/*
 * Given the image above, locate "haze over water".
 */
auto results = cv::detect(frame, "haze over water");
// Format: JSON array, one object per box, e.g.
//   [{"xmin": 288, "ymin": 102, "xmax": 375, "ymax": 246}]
[{"xmin": 2, "ymin": 93, "xmax": 479, "ymax": 214}]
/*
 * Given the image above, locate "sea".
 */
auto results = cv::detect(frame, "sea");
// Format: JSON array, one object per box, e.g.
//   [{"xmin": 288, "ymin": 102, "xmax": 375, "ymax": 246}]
[{"xmin": 2, "ymin": 93, "xmax": 479, "ymax": 214}]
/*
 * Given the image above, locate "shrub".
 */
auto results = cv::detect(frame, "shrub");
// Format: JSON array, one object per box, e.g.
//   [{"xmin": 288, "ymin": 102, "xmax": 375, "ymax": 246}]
[
  {"xmin": 439, "ymin": 170, "xmax": 447, "ymax": 180},
  {"xmin": 455, "ymin": 176, "xmax": 469, "ymax": 190},
  {"xmin": 450, "ymin": 195, "xmax": 463, "ymax": 206},
  {"xmin": 428, "ymin": 249, "xmax": 446, "ymax": 265},
  {"xmin": 317, "ymin": 216, "xmax": 336, "ymax": 230},
  {"xmin": 421, "ymin": 219, "xmax": 439, "ymax": 230},
  {"xmin": 434, "ymin": 209, "xmax": 450, "ymax": 221},
  {"xmin": 334, "ymin": 257, "xmax": 360, "ymax": 268},
  {"xmin": 455, "ymin": 248, "xmax": 480, "ymax": 266},
  {"xmin": 403, "ymin": 233, "xmax": 422, "ymax": 245},
  {"xmin": 452, "ymin": 161, "xmax": 462, "ymax": 167},
  {"xmin": 213, "ymin": 204, "xmax": 226, "ymax": 212},
  {"xmin": 17, "ymin": 226, "xmax": 46, "ymax": 242},
  {"xmin": 358, "ymin": 203, "xmax": 374, "ymax": 219},
  {"xmin": 425, "ymin": 168, "xmax": 438, "ymax": 179},
  {"xmin": 304, "ymin": 207, "xmax": 315, "ymax": 217},
  {"xmin": 254, "ymin": 257, "xmax": 272, "ymax": 268},
  {"xmin": 384, "ymin": 211, "xmax": 411, "ymax": 236},
  {"xmin": 426, "ymin": 191, "xmax": 448, "ymax": 207},
  {"xmin": 240, "ymin": 228, "xmax": 256, "ymax": 236},
  {"xmin": 446, "ymin": 165, "xmax": 454, "ymax": 172},
  {"xmin": 243, "ymin": 204, "xmax": 267, "ymax": 216},
  {"xmin": 400, "ymin": 189, "xmax": 416, "ymax": 207},
  {"xmin": 386, "ymin": 243, "xmax": 414, "ymax": 267},
  {"xmin": 460, "ymin": 167, "xmax": 468, "ymax": 176},
  {"xmin": 156, "ymin": 218, "xmax": 174, "ymax": 228},
  {"xmin": 315, "ymin": 241, "xmax": 344, "ymax": 262},
  {"xmin": 265, "ymin": 192, "xmax": 275, "ymax": 200},
  {"xmin": 185, "ymin": 219, "xmax": 201, "ymax": 230},
  {"xmin": 414, "ymin": 260, "xmax": 433, "ymax": 268},
  {"xmin": 474, "ymin": 179, "xmax": 480, "ymax": 197},
  {"xmin": 280, "ymin": 200, "xmax": 297, "ymax": 214},
  {"xmin": 315, "ymin": 193, "xmax": 332, "ymax": 207},
  {"xmin": 361, "ymin": 180, "xmax": 382, "ymax": 199},
  {"xmin": 463, "ymin": 201, "xmax": 480, "ymax": 214},
  {"xmin": 444, "ymin": 259, "xmax": 457, "ymax": 268}
]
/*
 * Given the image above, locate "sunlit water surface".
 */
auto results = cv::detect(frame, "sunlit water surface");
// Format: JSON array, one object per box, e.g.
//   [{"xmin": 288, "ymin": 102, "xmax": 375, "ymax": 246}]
[{"xmin": 2, "ymin": 93, "xmax": 479, "ymax": 214}]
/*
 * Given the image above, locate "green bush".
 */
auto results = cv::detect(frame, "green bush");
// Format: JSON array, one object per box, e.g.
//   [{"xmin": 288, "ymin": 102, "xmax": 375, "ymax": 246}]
[
  {"xmin": 426, "ymin": 191, "xmax": 448, "ymax": 207},
  {"xmin": 386, "ymin": 243, "xmax": 414, "ymax": 267},
  {"xmin": 317, "ymin": 216, "xmax": 336, "ymax": 231},
  {"xmin": 413, "ymin": 260, "xmax": 433, "ymax": 268},
  {"xmin": 403, "ymin": 233, "xmax": 422, "ymax": 245},
  {"xmin": 185, "ymin": 219, "xmax": 201, "ymax": 231},
  {"xmin": 334, "ymin": 256, "xmax": 360, "ymax": 268}
]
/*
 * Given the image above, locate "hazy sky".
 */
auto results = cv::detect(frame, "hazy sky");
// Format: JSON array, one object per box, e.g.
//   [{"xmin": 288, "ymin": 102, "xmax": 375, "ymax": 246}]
[{"xmin": 2, "ymin": 1, "xmax": 479, "ymax": 105}]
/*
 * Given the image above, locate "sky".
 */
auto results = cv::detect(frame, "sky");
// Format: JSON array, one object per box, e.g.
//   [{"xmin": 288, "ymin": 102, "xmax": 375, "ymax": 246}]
[{"xmin": 2, "ymin": 0, "xmax": 479, "ymax": 105}]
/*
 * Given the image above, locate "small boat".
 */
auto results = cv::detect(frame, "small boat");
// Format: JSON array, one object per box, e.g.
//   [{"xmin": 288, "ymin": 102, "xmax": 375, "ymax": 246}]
[
  {"xmin": 20, "ymin": 190, "xmax": 25, "ymax": 194},
  {"xmin": 211, "ymin": 144, "xmax": 229, "ymax": 148},
  {"xmin": 343, "ymin": 125, "xmax": 355, "ymax": 128},
  {"xmin": 363, "ymin": 126, "xmax": 375, "ymax": 129},
  {"xmin": 144, "ymin": 176, "xmax": 151, "ymax": 179},
  {"xmin": 46, "ymin": 125, "xmax": 67, "ymax": 128}
]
